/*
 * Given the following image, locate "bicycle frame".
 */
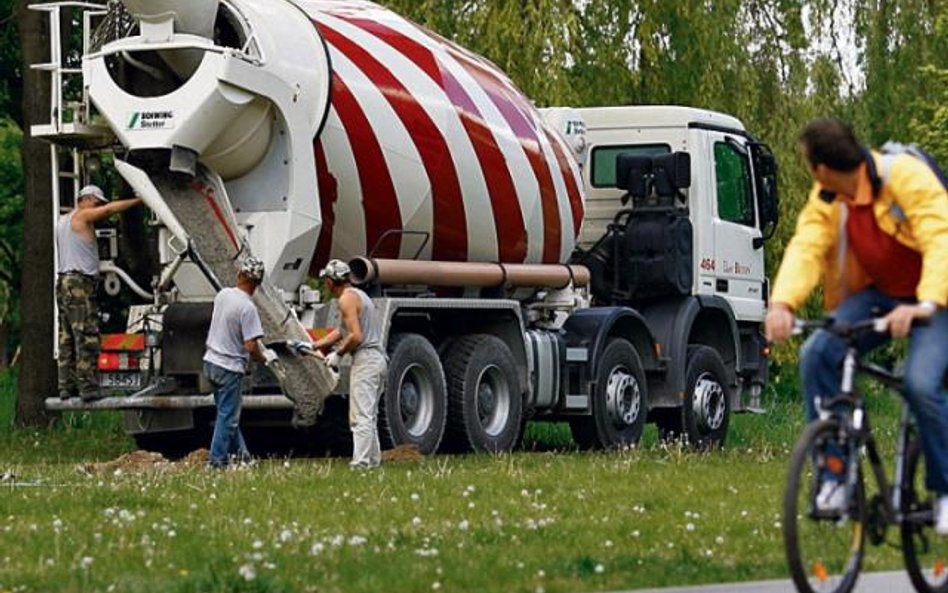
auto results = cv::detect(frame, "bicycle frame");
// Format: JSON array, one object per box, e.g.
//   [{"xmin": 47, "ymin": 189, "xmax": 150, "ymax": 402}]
[{"xmin": 817, "ymin": 343, "xmax": 914, "ymax": 530}]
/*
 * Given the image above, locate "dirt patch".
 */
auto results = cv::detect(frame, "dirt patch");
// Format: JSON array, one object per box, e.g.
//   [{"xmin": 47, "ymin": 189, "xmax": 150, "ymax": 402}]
[
  {"xmin": 180, "ymin": 448, "xmax": 210, "ymax": 468},
  {"xmin": 381, "ymin": 444, "xmax": 424, "ymax": 464},
  {"xmin": 78, "ymin": 450, "xmax": 170, "ymax": 475}
]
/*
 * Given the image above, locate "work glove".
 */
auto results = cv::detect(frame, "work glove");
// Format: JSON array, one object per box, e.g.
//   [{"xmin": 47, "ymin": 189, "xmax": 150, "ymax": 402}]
[
  {"xmin": 325, "ymin": 351, "xmax": 341, "ymax": 370},
  {"xmin": 287, "ymin": 339, "xmax": 313, "ymax": 356},
  {"xmin": 262, "ymin": 348, "xmax": 279, "ymax": 367}
]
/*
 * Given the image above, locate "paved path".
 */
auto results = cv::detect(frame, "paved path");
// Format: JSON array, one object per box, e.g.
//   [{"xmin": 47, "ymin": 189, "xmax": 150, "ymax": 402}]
[{"xmin": 621, "ymin": 571, "xmax": 915, "ymax": 593}]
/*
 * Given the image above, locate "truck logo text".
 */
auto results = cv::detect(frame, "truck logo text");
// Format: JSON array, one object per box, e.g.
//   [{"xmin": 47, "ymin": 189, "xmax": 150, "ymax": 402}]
[{"xmin": 127, "ymin": 111, "xmax": 175, "ymax": 130}]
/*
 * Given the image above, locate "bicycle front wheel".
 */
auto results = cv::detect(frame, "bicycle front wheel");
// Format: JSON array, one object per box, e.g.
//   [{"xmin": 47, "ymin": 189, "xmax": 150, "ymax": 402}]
[
  {"xmin": 784, "ymin": 419, "xmax": 866, "ymax": 593},
  {"xmin": 901, "ymin": 437, "xmax": 948, "ymax": 593}
]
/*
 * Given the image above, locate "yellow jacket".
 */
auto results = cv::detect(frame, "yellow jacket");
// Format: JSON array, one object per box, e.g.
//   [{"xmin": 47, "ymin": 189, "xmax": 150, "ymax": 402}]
[{"xmin": 771, "ymin": 151, "xmax": 948, "ymax": 311}]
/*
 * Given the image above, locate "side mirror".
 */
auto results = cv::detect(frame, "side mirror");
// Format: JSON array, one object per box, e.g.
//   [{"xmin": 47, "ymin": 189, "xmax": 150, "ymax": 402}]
[{"xmin": 749, "ymin": 143, "xmax": 779, "ymax": 240}]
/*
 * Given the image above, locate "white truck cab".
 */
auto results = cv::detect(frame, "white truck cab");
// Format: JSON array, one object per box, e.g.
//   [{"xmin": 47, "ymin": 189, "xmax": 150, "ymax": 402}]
[{"xmin": 577, "ymin": 105, "xmax": 776, "ymax": 323}]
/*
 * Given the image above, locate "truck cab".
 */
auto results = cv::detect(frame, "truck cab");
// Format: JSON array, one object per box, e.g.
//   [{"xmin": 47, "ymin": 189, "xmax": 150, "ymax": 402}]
[
  {"xmin": 561, "ymin": 105, "xmax": 776, "ymax": 444},
  {"xmin": 577, "ymin": 105, "xmax": 777, "ymax": 321}
]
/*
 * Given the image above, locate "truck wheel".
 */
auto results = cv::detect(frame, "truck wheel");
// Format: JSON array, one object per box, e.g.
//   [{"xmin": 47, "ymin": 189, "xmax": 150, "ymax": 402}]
[
  {"xmin": 444, "ymin": 334, "xmax": 523, "ymax": 453},
  {"xmin": 569, "ymin": 338, "xmax": 647, "ymax": 449},
  {"xmin": 658, "ymin": 345, "xmax": 730, "ymax": 449},
  {"xmin": 379, "ymin": 333, "xmax": 448, "ymax": 455}
]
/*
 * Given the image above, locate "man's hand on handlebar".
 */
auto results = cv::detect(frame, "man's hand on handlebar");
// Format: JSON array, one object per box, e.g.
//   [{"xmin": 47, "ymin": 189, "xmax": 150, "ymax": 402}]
[
  {"xmin": 883, "ymin": 303, "xmax": 936, "ymax": 339},
  {"xmin": 765, "ymin": 302, "xmax": 795, "ymax": 343}
]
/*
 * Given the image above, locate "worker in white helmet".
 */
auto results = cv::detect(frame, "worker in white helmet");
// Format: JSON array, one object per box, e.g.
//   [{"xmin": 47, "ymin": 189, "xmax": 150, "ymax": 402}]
[
  {"xmin": 56, "ymin": 185, "xmax": 142, "ymax": 401},
  {"xmin": 313, "ymin": 259, "xmax": 388, "ymax": 468},
  {"xmin": 203, "ymin": 256, "xmax": 277, "ymax": 469}
]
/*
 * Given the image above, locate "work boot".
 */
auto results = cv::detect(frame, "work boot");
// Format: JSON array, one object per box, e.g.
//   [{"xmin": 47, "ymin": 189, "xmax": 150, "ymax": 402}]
[
  {"xmin": 935, "ymin": 495, "xmax": 948, "ymax": 536},
  {"xmin": 79, "ymin": 389, "xmax": 104, "ymax": 402}
]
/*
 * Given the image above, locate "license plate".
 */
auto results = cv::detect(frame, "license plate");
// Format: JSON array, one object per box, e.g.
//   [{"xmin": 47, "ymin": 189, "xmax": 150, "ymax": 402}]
[{"xmin": 101, "ymin": 372, "xmax": 142, "ymax": 390}]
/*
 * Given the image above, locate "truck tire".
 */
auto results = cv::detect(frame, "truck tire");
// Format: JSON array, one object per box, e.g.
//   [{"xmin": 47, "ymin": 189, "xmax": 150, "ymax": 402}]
[
  {"xmin": 379, "ymin": 333, "xmax": 448, "ymax": 455},
  {"xmin": 444, "ymin": 334, "xmax": 523, "ymax": 453},
  {"xmin": 657, "ymin": 345, "xmax": 730, "ymax": 449},
  {"xmin": 569, "ymin": 338, "xmax": 647, "ymax": 449}
]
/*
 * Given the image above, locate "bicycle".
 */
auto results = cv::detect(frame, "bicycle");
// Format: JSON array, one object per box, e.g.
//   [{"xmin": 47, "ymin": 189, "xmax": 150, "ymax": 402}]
[{"xmin": 783, "ymin": 317, "xmax": 948, "ymax": 593}]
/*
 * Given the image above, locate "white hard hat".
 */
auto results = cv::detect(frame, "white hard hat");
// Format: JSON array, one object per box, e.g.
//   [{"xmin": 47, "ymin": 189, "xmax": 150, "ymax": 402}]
[
  {"xmin": 319, "ymin": 259, "xmax": 351, "ymax": 282},
  {"xmin": 77, "ymin": 184, "xmax": 108, "ymax": 204},
  {"xmin": 239, "ymin": 256, "xmax": 265, "ymax": 284}
]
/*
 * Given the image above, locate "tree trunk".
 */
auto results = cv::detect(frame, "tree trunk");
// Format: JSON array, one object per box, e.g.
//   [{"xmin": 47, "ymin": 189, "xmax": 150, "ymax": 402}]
[{"xmin": 15, "ymin": 0, "xmax": 55, "ymax": 426}]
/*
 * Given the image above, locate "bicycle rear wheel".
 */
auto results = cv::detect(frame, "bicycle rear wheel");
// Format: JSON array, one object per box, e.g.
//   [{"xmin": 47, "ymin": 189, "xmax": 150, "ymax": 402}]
[
  {"xmin": 901, "ymin": 437, "xmax": 948, "ymax": 593},
  {"xmin": 784, "ymin": 419, "xmax": 866, "ymax": 593}
]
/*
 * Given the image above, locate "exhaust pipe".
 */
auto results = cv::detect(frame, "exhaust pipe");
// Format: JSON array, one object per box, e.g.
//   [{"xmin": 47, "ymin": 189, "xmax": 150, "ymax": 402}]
[{"xmin": 349, "ymin": 258, "xmax": 589, "ymax": 290}]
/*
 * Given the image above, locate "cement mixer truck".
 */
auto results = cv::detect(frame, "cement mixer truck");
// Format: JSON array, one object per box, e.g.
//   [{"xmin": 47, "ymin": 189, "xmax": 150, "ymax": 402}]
[{"xmin": 35, "ymin": 0, "xmax": 778, "ymax": 455}]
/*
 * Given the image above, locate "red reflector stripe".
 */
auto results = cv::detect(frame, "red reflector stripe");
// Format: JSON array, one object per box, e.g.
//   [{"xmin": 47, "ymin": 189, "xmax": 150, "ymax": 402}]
[
  {"xmin": 100, "ymin": 334, "xmax": 145, "ymax": 351},
  {"xmin": 98, "ymin": 352, "xmax": 139, "ymax": 371}
]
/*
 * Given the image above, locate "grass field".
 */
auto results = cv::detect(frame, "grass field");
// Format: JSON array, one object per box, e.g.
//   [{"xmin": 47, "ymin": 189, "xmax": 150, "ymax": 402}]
[{"xmin": 0, "ymin": 370, "xmax": 912, "ymax": 593}]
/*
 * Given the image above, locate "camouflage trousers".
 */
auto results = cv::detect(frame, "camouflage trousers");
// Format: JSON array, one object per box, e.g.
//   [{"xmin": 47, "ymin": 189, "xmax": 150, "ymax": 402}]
[{"xmin": 56, "ymin": 274, "xmax": 100, "ymax": 398}]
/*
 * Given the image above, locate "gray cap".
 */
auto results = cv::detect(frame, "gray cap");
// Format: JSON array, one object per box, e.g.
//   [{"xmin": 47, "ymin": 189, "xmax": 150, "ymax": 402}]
[
  {"xmin": 239, "ymin": 256, "xmax": 265, "ymax": 284},
  {"xmin": 319, "ymin": 259, "xmax": 351, "ymax": 282},
  {"xmin": 77, "ymin": 184, "xmax": 108, "ymax": 204}
]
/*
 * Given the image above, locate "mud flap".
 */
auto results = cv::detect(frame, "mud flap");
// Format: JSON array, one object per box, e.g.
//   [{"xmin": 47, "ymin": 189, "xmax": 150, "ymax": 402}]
[{"xmin": 115, "ymin": 158, "xmax": 333, "ymax": 427}]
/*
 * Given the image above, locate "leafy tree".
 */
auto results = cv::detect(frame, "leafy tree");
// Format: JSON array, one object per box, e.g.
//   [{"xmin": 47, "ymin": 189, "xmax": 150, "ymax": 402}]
[
  {"xmin": 0, "ymin": 0, "xmax": 20, "ymax": 124},
  {"xmin": 0, "ymin": 119, "xmax": 23, "ymax": 364}
]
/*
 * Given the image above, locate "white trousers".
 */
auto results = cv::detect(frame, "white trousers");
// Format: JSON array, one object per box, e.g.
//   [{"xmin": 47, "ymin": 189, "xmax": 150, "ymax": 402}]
[{"xmin": 348, "ymin": 348, "xmax": 387, "ymax": 467}]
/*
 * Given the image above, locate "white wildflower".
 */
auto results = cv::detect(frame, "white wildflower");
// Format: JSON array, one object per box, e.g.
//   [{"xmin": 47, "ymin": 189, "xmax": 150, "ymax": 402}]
[{"xmin": 238, "ymin": 564, "xmax": 256, "ymax": 581}]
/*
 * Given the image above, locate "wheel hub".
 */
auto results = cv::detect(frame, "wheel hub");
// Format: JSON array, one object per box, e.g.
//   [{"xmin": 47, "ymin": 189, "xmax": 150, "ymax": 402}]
[
  {"xmin": 605, "ymin": 366, "xmax": 641, "ymax": 429},
  {"xmin": 692, "ymin": 372, "xmax": 726, "ymax": 432},
  {"xmin": 397, "ymin": 364, "xmax": 434, "ymax": 438},
  {"xmin": 476, "ymin": 365, "xmax": 510, "ymax": 437}
]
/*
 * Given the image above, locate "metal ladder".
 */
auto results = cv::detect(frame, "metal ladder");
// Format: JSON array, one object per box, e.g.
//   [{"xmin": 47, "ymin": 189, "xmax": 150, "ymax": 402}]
[{"xmin": 28, "ymin": 1, "xmax": 113, "ymax": 358}]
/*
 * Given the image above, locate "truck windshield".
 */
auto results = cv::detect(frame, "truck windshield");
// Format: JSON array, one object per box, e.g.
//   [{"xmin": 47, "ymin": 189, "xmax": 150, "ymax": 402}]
[{"xmin": 591, "ymin": 144, "xmax": 670, "ymax": 188}]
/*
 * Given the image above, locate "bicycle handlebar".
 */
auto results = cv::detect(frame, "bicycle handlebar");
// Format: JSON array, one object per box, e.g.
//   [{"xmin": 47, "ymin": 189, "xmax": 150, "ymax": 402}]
[
  {"xmin": 791, "ymin": 315, "xmax": 930, "ymax": 339},
  {"xmin": 791, "ymin": 317, "xmax": 887, "ymax": 338}
]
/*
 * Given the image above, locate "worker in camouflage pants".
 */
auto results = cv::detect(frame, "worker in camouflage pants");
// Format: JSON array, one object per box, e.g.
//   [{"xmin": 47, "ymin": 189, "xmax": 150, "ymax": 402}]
[
  {"xmin": 56, "ymin": 184, "xmax": 142, "ymax": 401},
  {"xmin": 57, "ymin": 275, "xmax": 101, "ymax": 399}
]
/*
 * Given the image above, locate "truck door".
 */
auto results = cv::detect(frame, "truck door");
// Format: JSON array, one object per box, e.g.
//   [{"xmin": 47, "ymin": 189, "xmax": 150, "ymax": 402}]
[{"xmin": 709, "ymin": 135, "xmax": 766, "ymax": 322}]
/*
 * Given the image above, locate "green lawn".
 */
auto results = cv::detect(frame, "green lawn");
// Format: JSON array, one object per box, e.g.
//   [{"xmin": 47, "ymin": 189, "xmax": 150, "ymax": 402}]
[{"xmin": 0, "ymin": 372, "xmax": 911, "ymax": 593}]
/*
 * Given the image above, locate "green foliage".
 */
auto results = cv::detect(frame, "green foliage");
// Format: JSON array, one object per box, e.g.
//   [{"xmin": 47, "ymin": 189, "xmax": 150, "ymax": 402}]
[
  {"xmin": 0, "ymin": 119, "xmax": 22, "ymax": 331},
  {"xmin": 0, "ymin": 0, "xmax": 20, "ymax": 124}
]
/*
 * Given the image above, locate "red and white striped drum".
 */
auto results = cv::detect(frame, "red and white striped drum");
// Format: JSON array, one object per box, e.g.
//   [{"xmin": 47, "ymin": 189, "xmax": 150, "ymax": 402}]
[{"xmin": 298, "ymin": 1, "xmax": 584, "ymax": 271}]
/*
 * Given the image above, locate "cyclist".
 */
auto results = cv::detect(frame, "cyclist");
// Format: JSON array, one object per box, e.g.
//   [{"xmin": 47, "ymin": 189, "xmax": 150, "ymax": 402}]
[{"xmin": 765, "ymin": 118, "xmax": 948, "ymax": 530}]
